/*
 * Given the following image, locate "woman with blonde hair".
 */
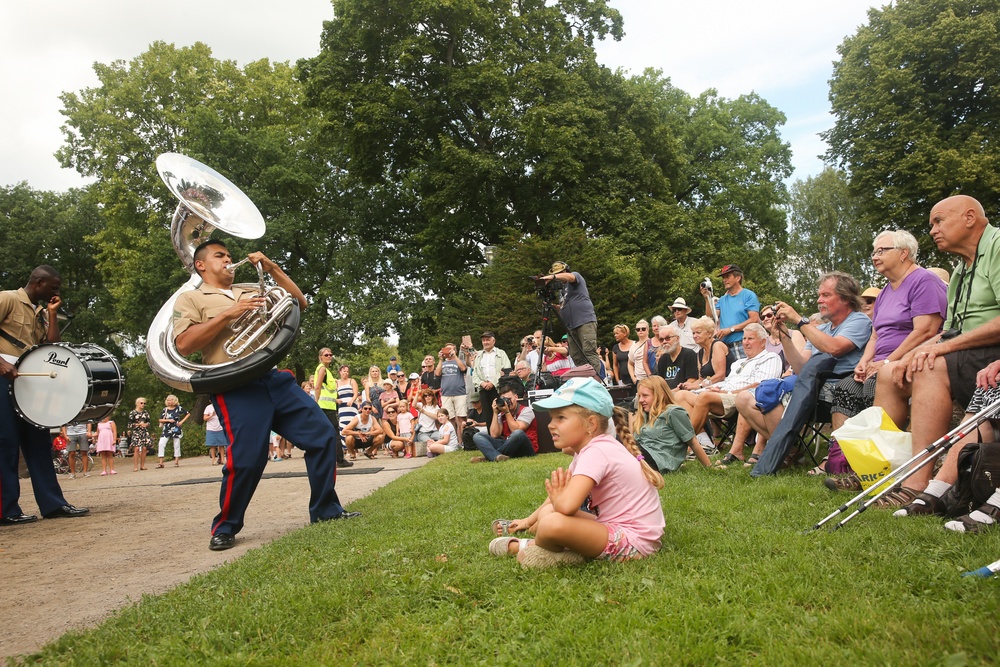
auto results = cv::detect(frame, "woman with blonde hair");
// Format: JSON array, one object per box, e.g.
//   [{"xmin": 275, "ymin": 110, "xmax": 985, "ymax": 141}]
[
  {"xmin": 627, "ymin": 319, "xmax": 651, "ymax": 383},
  {"xmin": 632, "ymin": 376, "xmax": 711, "ymax": 472},
  {"xmin": 678, "ymin": 317, "xmax": 730, "ymax": 390}
]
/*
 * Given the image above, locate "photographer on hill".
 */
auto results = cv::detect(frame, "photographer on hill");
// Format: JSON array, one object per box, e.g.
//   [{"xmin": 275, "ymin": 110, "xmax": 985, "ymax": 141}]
[
  {"xmin": 469, "ymin": 379, "xmax": 538, "ymax": 463},
  {"xmin": 539, "ymin": 261, "xmax": 602, "ymax": 373}
]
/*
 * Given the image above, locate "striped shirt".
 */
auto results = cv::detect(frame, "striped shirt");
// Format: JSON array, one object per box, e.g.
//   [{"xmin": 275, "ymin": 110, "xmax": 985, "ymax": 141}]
[{"xmin": 716, "ymin": 350, "xmax": 782, "ymax": 393}]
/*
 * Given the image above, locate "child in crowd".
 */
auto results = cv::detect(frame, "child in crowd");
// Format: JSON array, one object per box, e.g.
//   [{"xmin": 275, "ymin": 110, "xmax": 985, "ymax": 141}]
[
  {"xmin": 396, "ymin": 405, "xmax": 415, "ymax": 458},
  {"xmin": 427, "ymin": 409, "xmax": 459, "ymax": 457},
  {"xmin": 488, "ymin": 378, "xmax": 665, "ymax": 569},
  {"xmin": 269, "ymin": 431, "xmax": 283, "ymax": 462},
  {"xmin": 632, "ymin": 376, "xmax": 711, "ymax": 473},
  {"xmin": 94, "ymin": 415, "xmax": 118, "ymax": 476},
  {"xmin": 156, "ymin": 394, "xmax": 189, "ymax": 468}
]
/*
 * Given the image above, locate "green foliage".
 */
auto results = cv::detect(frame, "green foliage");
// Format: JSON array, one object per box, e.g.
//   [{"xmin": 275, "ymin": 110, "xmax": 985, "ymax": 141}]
[
  {"xmin": 782, "ymin": 168, "xmax": 878, "ymax": 309},
  {"xmin": 825, "ymin": 0, "xmax": 1000, "ymax": 264},
  {"xmin": 0, "ymin": 183, "xmax": 118, "ymax": 354},
  {"xmin": 56, "ymin": 42, "xmax": 399, "ymax": 378},
  {"xmin": 22, "ymin": 453, "xmax": 1000, "ymax": 664}
]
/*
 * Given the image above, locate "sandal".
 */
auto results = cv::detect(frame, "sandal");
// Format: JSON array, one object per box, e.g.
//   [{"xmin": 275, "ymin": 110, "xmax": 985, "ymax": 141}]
[
  {"xmin": 874, "ymin": 485, "xmax": 920, "ymax": 509},
  {"xmin": 489, "ymin": 537, "xmax": 525, "ymax": 557},
  {"xmin": 713, "ymin": 453, "xmax": 742, "ymax": 469},
  {"xmin": 743, "ymin": 453, "xmax": 760, "ymax": 469},
  {"xmin": 893, "ymin": 492, "xmax": 946, "ymax": 518},
  {"xmin": 363, "ymin": 451, "xmax": 376, "ymax": 460},
  {"xmin": 806, "ymin": 457, "xmax": 829, "ymax": 476},
  {"xmin": 156, "ymin": 463, "xmax": 164, "ymax": 469},
  {"xmin": 944, "ymin": 503, "xmax": 1000, "ymax": 533},
  {"xmin": 823, "ymin": 474, "xmax": 862, "ymax": 492},
  {"xmin": 492, "ymin": 519, "xmax": 516, "ymax": 536}
]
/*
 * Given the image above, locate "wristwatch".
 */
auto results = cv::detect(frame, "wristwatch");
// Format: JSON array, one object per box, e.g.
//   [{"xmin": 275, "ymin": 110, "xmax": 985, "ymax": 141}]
[{"xmin": 797, "ymin": 317, "xmax": 811, "ymax": 329}]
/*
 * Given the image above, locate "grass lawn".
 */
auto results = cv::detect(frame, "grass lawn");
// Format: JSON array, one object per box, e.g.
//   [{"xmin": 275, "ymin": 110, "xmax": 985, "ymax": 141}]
[{"xmin": 19, "ymin": 451, "xmax": 1000, "ymax": 665}]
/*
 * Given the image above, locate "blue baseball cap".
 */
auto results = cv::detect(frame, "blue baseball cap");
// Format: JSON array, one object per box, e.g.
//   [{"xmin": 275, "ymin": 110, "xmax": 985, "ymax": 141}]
[{"xmin": 532, "ymin": 378, "xmax": 614, "ymax": 418}]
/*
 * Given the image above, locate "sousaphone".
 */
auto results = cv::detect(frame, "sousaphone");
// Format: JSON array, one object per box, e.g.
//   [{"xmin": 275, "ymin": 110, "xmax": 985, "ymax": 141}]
[{"xmin": 146, "ymin": 153, "xmax": 300, "ymax": 394}]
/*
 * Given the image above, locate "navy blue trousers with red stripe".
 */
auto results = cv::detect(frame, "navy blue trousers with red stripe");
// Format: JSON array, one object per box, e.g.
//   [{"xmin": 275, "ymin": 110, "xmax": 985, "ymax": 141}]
[
  {"xmin": 0, "ymin": 377, "xmax": 70, "ymax": 518},
  {"xmin": 211, "ymin": 369, "xmax": 344, "ymax": 537}
]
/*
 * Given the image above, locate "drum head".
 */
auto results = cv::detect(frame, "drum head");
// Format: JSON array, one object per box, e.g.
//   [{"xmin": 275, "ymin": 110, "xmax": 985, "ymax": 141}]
[{"xmin": 12, "ymin": 344, "xmax": 91, "ymax": 428}]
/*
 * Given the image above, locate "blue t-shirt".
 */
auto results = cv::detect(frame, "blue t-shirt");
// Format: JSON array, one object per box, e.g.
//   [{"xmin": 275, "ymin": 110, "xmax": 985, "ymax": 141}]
[
  {"xmin": 558, "ymin": 272, "xmax": 597, "ymax": 330},
  {"xmin": 805, "ymin": 310, "xmax": 872, "ymax": 376},
  {"xmin": 718, "ymin": 288, "xmax": 760, "ymax": 344},
  {"xmin": 438, "ymin": 359, "xmax": 466, "ymax": 397}
]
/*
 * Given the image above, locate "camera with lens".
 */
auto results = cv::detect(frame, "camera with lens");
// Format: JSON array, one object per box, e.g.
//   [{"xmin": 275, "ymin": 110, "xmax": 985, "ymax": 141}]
[
  {"xmin": 700, "ymin": 277, "xmax": 714, "ymax": 294},
  {"xmin": 495, "ymin": 396, "xmax": 513, "ymax": 412}
]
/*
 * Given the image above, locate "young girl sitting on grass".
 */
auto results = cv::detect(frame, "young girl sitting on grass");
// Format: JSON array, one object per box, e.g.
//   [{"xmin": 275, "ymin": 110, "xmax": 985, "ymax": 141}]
[
  {"xmin": 426, "ymin": 409, "xmax": 459, "ymax": 457},
  {"xmin": 632, "ymin": 376, "xmax": 712, "ymax": 473},
  {"xmin": 489, "ymin": 377, "xmax": 665, "ymax": 569}
]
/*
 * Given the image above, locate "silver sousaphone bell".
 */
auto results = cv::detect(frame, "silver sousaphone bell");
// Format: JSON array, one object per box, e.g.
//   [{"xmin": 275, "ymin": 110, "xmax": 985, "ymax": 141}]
[{"xmin": 145, "ymin": 153, "xmax": 300, "ymax": 394}]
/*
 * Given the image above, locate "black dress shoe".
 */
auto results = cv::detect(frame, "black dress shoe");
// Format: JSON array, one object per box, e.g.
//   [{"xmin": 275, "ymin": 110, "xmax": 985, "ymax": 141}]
[
  {"xmin": 209, "ymin": 533, "xmax": 236, "ymax": 551},
  {"xmin": 0, "ymin": 513, "xmax": 38, "ymax": 526},
  {"xmin": 337, "ymin": 459, "xmax": 354, "ymax": 468},
  {"xmin": 43, "ymin": 505, "xmax": 90, "ymax": 519}
]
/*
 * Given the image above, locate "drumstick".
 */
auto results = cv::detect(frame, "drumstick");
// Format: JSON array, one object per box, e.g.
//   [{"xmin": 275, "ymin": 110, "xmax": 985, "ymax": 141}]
[{"xmin": 16, "ymin": 371, "xmax": 58, "ymax": 378}]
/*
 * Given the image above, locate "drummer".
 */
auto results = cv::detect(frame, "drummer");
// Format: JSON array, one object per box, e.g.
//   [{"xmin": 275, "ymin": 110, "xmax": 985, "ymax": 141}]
[{"xmin": 0, "ymin": 265, "xmax": 89, "ymax": 525}]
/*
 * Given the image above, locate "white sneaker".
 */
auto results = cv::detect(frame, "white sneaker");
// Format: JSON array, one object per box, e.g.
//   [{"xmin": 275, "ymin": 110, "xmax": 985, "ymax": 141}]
[
  {"xmin": 67, "ymin": 473, "xmax": 75, "ymax": 479},
  {"xmin": 696, "ymin": 432, "xmax": 718, "ymax": 456}
]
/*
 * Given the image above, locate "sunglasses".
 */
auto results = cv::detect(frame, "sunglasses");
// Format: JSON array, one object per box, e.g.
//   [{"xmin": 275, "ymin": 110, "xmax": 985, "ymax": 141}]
[
  {"xmin": 362, "ymin": 407, "xmax": 372, "ymax": 411},
  {"xmin": 636, "ymin": 327, "xmax": 647, "ymax": 331},
  {"xmin": 762, "ymin": 313, "xmax": 774, "ymax": 319}
]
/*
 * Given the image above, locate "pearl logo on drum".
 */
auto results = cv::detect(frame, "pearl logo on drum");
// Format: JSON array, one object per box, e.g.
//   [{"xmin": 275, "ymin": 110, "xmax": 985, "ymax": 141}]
[{"xmin": 44, "ymin": 352, "xmax": 70, "ymax": 368}]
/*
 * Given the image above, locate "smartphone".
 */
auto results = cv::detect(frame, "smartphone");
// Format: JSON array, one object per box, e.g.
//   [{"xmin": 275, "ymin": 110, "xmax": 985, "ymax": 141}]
[{"xmin": 462, "ymin": 335, "xmax": 472, "ymax": 349}]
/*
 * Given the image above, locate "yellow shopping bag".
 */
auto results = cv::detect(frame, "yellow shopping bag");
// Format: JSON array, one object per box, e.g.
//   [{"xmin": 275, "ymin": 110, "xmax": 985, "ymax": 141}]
[{"xmin": 832, "ymin": 407, "xmax": 912, "ymax": 489}]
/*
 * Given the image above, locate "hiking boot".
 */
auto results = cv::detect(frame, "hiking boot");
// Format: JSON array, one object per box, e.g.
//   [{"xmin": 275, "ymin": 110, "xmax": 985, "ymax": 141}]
[
  {"xmin": 893, "ymin": 492, "xmax": 946, "ymax": 518},
  {"xmin": 823, "ymin": 474, "xmax": 862, "ymax": 492}
]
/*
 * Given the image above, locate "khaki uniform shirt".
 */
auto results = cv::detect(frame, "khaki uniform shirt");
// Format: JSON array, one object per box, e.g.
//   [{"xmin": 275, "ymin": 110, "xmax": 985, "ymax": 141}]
[
  {"xmin": 173, "ymin": 285, "xmax": 253, "ymax": 365},
  {"xmin": 0, "ymin": 288, "xmax": 47, "ymax": 360}
]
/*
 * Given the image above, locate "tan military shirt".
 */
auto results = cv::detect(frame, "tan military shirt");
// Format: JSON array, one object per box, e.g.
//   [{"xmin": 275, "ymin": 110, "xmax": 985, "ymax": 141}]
[
  {"xmin": 173, "ymin": 285, "xmax": 254, "ymax": 365},
  {"xmin": 0, "ymin": 288, "xmax": 47, "ymax": 360}
]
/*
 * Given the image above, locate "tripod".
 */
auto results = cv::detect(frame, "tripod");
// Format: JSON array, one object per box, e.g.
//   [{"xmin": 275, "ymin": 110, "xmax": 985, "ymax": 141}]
[{"xmin": 532, "ymin": 297, "xmax": 557, "ymax": 391}]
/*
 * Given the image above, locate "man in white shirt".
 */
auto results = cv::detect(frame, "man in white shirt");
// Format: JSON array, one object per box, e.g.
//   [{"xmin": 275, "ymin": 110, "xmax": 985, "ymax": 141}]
[{"xmin": 471, "ymin": 332, "xmax": 511, "ymax": 425}]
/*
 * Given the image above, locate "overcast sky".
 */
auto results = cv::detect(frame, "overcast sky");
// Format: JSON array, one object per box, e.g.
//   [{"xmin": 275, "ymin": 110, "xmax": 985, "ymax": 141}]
[{"xmin": 0, "ymin": 0, "xmax": 877, "ymax": 193}]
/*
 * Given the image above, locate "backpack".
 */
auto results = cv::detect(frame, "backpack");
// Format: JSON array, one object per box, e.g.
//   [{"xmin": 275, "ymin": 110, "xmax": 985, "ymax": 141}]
[{"xmin": 943, "ymin": 441, "xmax": 1000, "ymax": 517}]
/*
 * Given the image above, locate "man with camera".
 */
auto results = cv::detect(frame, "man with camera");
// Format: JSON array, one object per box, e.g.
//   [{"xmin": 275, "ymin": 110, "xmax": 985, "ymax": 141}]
[
  {"xmin": 539, "ymin": 261, "xmax": 602, "ymax": 373},
  {"xmin": 435, "ymin": 343, "xmax": 468, "ymax": 442},
  {"xmin": 470, "ymin": 379, "xmax": 538, "ymax": 463}
]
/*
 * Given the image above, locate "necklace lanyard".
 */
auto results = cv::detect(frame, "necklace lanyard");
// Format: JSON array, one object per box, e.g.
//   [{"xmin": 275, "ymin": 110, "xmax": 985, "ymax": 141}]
[{"xmin": 952, "ymin": 251, "xmax": 980, "ymax": 333}]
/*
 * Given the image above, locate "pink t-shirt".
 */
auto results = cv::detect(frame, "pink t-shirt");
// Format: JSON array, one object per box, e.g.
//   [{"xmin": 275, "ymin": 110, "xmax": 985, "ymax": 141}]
[
  {"xmin": 396, "ymin": 412, "xmax": 413, "ymax": 436},
  {"xmin": 569, "ymin": 434, "xmax": 665, "ymax": 555}
]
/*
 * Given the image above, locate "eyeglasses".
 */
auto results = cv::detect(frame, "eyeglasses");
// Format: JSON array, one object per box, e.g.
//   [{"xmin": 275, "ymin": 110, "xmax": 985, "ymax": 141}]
[
  {"xmin": 321, "ymin": 353, "xmax": 333, "ymax": 357},
  {"xmin": 671, "ymin": 308, "xmax": 686, "ymax": 312},
  {"xmin": 871, "ymin": 246, "xmax": 897, "ymax": 257},
  {"xmin": 662, "ymin": 335, "xmax": 679, "ymax": 340}
]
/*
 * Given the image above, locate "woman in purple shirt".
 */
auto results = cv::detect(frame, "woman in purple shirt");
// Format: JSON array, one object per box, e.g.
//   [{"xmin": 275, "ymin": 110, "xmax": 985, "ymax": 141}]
[{"xmin": 825, "ymin": 230, "xmax": 947, "ymax": 479}]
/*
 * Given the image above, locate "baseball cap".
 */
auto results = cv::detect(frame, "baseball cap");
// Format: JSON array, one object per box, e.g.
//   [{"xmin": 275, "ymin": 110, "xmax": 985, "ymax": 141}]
[
  {"xmin": 469, "ymin": 391, "xmax": 481, "ymax": 402},
  {"xmin": 718, "ymin": 264, "xmax": 742, "ymax": 276},
  {"xmin": 390, "ymin": 355, "xmax": 397, "ymax": 360},
  {"xmin": 381, "ymin": 379, "xmax": 394, "ymax": 386},
  {"xmin": 481, "ymin": 331, "xmax": 496, "ymax": 339},
  {"xmin": 532, "ymin": 377, "xmax": 613, "ymax": 418},
  {"xmin": 408, "ymin": 372, "xmax": 420, "ymax": 380}
]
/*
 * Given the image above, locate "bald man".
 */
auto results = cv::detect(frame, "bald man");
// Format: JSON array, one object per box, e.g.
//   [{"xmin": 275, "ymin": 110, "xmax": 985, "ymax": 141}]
[{"xmin": 873, "ymin": 195, "xmax": 1000, "ymax": 507}]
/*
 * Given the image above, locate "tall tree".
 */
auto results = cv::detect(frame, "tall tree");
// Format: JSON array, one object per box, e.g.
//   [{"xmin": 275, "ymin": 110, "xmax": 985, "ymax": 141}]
[
  {"xmin": 0, "ymin": 183, "xmax": 118, "ymax": 354},
  {"xmin": 824, "ymin": 0, "xmax": 1000, "ymax": 262},
  {"xmin": 781, "ymin": 167, "xmax": 877, "ymax": 308},
  {"xmin": 56, "ymin": 42, "xmax": 397, "ymax": 376}
]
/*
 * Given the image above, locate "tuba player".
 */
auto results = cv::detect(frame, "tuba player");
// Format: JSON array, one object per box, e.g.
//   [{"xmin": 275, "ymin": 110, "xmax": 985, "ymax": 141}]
[{"xmin": 174, "ymin": 240, "xmax": 360, "ymax": 551}]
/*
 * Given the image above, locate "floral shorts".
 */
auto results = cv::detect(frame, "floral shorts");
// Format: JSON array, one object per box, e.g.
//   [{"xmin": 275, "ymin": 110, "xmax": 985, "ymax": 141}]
[{"xmin": 597, "ymin": 524, "xmax": 644, "ymax": 562}]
